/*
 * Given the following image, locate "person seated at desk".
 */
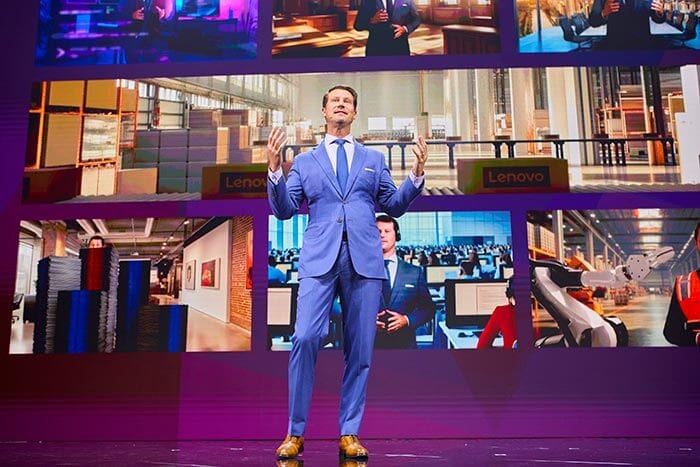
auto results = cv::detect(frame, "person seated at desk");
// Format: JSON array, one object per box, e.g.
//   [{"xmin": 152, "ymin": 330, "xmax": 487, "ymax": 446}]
[
  {"xmin": 589, "ymin": 0, "xmax": 665, "ymax": 49},
  {"xmin": 120, "ymin": 0, "xmax": 175, "ymax": 34},
  {"xmin": 477, "ymin": 278, "xmax": 517, "ymax": 349},
  {"xmin": 375, "ymin": 215, "xmax": 435, "ymax": 349},
  {"xmin": 458, "ymin": 251, "xmax": 482, "ymax": 279},
  {"xmin": 268, "ymin": 255, "xmax": 287, "ymax": 284}
]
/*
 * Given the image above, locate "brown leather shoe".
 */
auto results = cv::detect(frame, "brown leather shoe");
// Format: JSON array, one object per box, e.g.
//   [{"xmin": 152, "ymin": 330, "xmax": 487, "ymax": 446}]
[
  {"xmin": 339, "ymin": 435, "xmax": 369, "ymax": 459},
  {"xmin": 276, "ymin": 434, "xmax": 304, "ymax": 459}
]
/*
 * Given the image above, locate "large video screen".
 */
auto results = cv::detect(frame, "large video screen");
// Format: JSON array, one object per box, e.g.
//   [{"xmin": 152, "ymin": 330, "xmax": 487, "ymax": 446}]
[
  {"xmin": 11, "ymin": 216, "xmax": 253, "ymax": 353},
  {"xmin": 527, "ymin": 208, "xmax": 698, "ymax": 348},
  {"xmin": 35, "ymin": 0, "xmax": 257, "ymax": 66},
  {"xmin": 23, "ymin": 66, "xmax": 699, "ymax": 206},
  {"xmin": 517, "ymin": 0, "xmax": 700, "ymax": 53},
  {"xmin": 267, "ymin": 211, "xmax": 514, "ymax": 351}
]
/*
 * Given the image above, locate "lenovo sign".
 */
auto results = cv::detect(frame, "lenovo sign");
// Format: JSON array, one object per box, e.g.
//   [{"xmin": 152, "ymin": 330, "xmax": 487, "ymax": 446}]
[
  {"xmin": 201, "ymin": 164, "xmax": 269, "ymax": 199},
  {"xmin": 220, "ymin": 172, "xmax": 267, "ymax": 193},
  {"xmin": 483, "ymin": 166, "xmax": 551, "ymax": 188},
  {"xmin": 457, "ymin": 158, "xmax": 569, "ymax": 194}
]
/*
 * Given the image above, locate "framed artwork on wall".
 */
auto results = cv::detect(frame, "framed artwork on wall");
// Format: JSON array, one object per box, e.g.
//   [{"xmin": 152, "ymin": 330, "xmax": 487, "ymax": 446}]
[
  {"xmin": 184, "ymin": 260, "xmax": 196, "ymax": 290},
  {"xmin": 201, "ymin": 258, "xmax": 220, "ymax": 289}
]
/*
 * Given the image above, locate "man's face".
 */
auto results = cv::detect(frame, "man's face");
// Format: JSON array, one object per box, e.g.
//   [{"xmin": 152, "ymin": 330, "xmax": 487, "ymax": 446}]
[
  {"xmin": 88, "ymin": 238, "xmax": 104, "ymax": 249},
  {"xmin": 377, "ymin": 221, "xmax": 396, "ymax": 254},
  {"xmin": 322, "ymin": 89, "xmax": 356, "ymax": 127}
]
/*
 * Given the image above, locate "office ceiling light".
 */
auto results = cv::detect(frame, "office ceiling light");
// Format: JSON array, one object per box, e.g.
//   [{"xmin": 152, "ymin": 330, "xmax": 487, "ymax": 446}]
[{"xmin": 589, "ymin": 213, "xmax": 596, "ymax": 218}]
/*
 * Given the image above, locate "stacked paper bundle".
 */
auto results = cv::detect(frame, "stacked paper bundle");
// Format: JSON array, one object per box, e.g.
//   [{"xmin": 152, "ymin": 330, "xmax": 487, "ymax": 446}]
[
  {"xmin": 33, "ymin": 256, "xmax": 81, "ymax": 354},
  {"xmin": 55, "ymin": 290, "xmax": 103, "ymax": 353},
  {"xmin": 116, "ymin": 259, "xmax": 151, "ymax": 352},
  {"xmin": 80, "ymin": 246, "xmax": 120, "ymax": 352},
  {"xmin": 136, "ymin": 304, "xmax": 189, "ymax": 352}
]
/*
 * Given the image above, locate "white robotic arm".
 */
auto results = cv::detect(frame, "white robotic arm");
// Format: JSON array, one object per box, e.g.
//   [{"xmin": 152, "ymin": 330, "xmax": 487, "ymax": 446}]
[{"xmin": 580, "ymin": 246, "xmax": 675, "ymax": 288}]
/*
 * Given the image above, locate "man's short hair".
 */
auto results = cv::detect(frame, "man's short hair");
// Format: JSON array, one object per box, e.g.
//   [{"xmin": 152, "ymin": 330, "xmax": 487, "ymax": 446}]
[
  {"xmin": 322, "ymin": 85, "xmax": 358, "ymax": 110},
  {"xmin": 268, "ymin": 255, "xmax": 277, "ymax": 267},
  {"xmin": 376, "ymin": 214, "xmax": 400, "ymax": 241},
  {"xmin": 88, "ymin": 235, "xmax": 105, "ymax": 247},
  {"xmin": 695, "ymin": 221, "xmax": 700, "ymax": 241}
]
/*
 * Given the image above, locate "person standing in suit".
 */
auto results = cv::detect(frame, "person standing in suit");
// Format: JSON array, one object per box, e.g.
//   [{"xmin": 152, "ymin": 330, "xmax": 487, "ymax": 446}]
[
  {"xmin": 589, "ymin": 0, "xmax": 665, "ymax": 49},
  {"xmin": 355, "ymin": 0, "xmax": 421, "ymax": 56},
  {"xmin": 267, "ymin": 85, "xmax": 428, "ymax": 460},
  {"xmin": 375, "ymin": 215, "xmax": 435, "ymax": 349}
]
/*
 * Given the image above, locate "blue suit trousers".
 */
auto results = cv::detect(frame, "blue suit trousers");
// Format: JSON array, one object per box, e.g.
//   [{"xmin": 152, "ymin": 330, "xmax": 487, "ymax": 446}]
[{"xmin": 288, "ymin": 241, "xmax": 381, "ymax": 436}]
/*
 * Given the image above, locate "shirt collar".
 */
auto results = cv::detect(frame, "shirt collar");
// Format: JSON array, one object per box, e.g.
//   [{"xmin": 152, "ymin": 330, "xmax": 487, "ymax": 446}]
[
  {"xmin": 385, "ymin": 254, "xmax": 398, "ymax": 264},
  {"xmin": 324, "ymin": 134, "xmax": 354, "ymax": 146}
]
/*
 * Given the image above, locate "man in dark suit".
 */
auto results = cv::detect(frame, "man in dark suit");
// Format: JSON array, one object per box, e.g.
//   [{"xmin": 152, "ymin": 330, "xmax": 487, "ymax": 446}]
[
  {"xmin": 375, "ymin": 215, "xmax": 435, "ymax": 349},
  {"xmin": 355, "ymin": 0, "xmax": 421, "ymax": 56},
  {"xmin": 268, "ymin": 86, "xmax": 428, "ymax": 460},
  {"xmin": 589, "ymin": 0, "xmax": 665, "ymax": 49}
]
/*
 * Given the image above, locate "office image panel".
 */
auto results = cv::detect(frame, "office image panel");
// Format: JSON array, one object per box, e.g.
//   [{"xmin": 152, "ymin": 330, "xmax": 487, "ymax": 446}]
[
  {"xmin": 272, "ymin": 0, "xmax": 501, "ymax": 58},
  {"xmin": 527, "ymin": 208, "xmax": 698, "ymax": 348},
  {"xmin": 35, "ymin": 0, "xmax": 257, "ymax": 66},
  {"xmin": 23, "ymin": 67, "xmax": 699, "ymax": 205},
  {"xmin": 517, "ymin": 0, "xmax": 700, "ymax": 52},
  {"xmin": 11, "ymin": 216, "xmax": 253, "ymax": 354},
  {"xmin": 267, "ymin": 211, "xmax": 514, "ymax": 351}
]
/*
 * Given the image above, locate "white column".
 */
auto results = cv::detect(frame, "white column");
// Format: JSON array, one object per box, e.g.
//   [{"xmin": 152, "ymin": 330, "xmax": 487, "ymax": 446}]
[
  {"xmin": 475, "ymin": 69, "xmax": 495, "ymax": 153},
  {"xmin": 545, "ymin": 67, "xmax": 589, "ymax": 168},
  {"xmin": 509, "ymin": 68, "xmax": 535, "ymax": 156},
  {"xmin": 677, "ymin": 65, "xmax": 700, "ymax": 184}
]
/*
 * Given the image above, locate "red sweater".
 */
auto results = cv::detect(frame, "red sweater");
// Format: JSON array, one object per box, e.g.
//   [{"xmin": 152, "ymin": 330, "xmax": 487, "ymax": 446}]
[{"xmin": 477, "ymin": 304, "xmax": 517, "ymax": 349}]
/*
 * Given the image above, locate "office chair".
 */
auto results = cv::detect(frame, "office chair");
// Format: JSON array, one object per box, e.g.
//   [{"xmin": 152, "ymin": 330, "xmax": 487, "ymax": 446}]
[
  {"xmin": 559, "ymin": 16, "xmax": 592, "ymax": 49},
  {"xmin": 12, "ymin": 293, "xmax": 23, "ymax": 324},
  {"xmin": 673, "ymin": 14, "xmax": 697, "ymax": 47}
]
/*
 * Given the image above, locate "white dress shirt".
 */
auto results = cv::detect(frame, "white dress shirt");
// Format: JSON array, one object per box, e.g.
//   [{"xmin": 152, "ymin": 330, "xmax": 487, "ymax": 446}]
[{"xmin": 384, "ymin": 253, "xmax": 398, "ymax": 288}]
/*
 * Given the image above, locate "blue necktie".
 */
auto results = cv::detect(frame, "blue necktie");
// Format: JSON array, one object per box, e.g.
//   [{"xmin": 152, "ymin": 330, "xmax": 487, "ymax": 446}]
[
  {"xmin": 382, "ymin": 259, "xmax": 392, "ymax": 306},
  {"xmin": 334, "ymin": 139, "xmax": 348, "ymax": 194}
]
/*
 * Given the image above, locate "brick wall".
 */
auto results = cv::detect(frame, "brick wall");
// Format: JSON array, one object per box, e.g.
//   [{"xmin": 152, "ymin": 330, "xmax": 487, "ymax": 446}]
[
  {"xmin": 229, "ymin": 216, "xmax": 253, "ymax": 331},
  {"xmin": 41, "ymin": 222, "xmax": 67, "ymax": 257}
]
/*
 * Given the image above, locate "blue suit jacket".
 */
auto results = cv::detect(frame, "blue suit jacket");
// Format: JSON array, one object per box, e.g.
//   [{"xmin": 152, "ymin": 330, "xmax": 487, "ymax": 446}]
[
  {"xmin": 589, "ymin": 0, "xmax": 664, "ymax": 48},
  {"xmin": 376, "ymin": 259, "xmax": 435, "ymax": 348},
  {"xmin": 355, "ymin": 0, "xmax": 421, "ymax": 56},
  {"xmin": 268, "ymin": 140, "xmax": 422, "ymax": 280}
]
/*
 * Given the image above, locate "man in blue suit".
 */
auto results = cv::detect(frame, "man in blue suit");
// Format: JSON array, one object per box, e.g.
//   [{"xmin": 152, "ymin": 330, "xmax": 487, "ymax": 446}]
[
  {"xmin": 268, "ymin": 85, "xmax": 428, "ymax": 460},
  {"xmin": 355, "ymin": 0, "xmax": 421, "ymax": 56},
  {"xmin": 589, "ymin": 0, "xmax": 665, "ymax": 49},
  {"xmin": 375, "ymin": 215, "xmax": 435, "ymax": 349}
]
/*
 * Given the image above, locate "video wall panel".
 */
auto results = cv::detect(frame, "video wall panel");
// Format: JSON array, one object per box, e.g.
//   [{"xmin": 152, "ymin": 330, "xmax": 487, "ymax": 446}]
[
  {"xmin": 11, "ymin": 216, "xmax": 253, "ymax": 354},
  {"xmin": 0, "ymin": 0, "xmax": 697, "ymax": 441}
]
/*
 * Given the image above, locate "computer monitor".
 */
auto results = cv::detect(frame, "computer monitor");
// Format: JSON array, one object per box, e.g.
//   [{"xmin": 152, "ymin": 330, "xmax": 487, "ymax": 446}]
[
  {"xmin": 478, "ymin": 254, "xmax": 494, "ymax": 267},
  {"xmin": 267, "ymin": 283, "xmax": 298, "ymax": 337},
  {"xmin": 501, "ymin": 267, "xmax": 514, "ymax": 279},
  {"xmin": 445, "ymin": 279, "xmax": 508, "ymax": 328},
  {"xmin": 424, "ymin": 265, "xmax": 461, "ymax": 285},
  {"xmin": 177, "ymin": 0, "xmax": 220, "ymax": 18},
  {"xmin": 276, "ymin": 263, "xmax": 292, "ymax": 275}
]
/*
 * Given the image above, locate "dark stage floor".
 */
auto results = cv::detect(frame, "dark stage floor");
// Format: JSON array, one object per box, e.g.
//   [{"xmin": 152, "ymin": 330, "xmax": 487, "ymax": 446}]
[{"xmin": 1, "ymin": 438, "xmax": 700, "ymax": 466}]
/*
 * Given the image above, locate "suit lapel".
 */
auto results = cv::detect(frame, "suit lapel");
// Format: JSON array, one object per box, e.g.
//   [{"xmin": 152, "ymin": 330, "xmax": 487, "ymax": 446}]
[
  {"xmin": 345, "ymin": 141, "xmax": 367, "ymax": 197},
  {"xmin": 311, "ymin": 142, "xmax": 342, "ymax": 197}
]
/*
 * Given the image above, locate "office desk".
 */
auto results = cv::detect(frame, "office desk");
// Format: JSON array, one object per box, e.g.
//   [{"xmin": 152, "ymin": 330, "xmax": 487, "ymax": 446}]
[
  {"xmin": 272, "ymin": 25, "xmax": 354, "ymax": 58},
  {"xmin": 438, "ymin": 321, "xmax": 503, "ymax": 349},
  {"xmin": 442, "ymin": 24, "xmax": 500, "ymax": 54},
  {"xmin": 579, "ymin": 20, "xmax": 683, "ymax": 37}
]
